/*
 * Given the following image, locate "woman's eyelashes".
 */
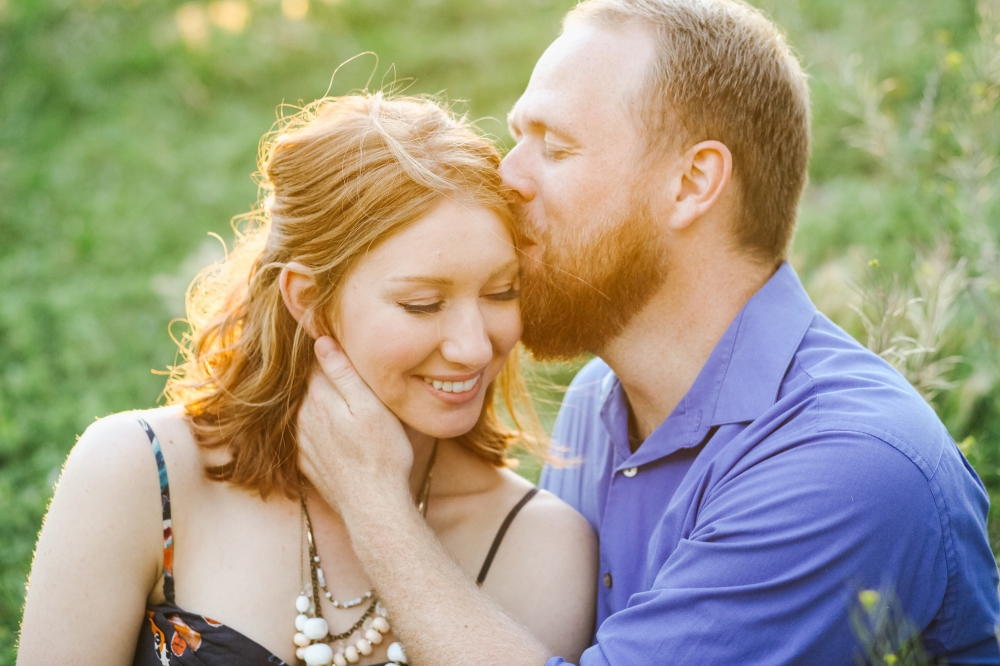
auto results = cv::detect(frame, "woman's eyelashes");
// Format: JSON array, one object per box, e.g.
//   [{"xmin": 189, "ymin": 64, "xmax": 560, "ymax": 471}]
[
  {"xmin": 397, "ymin": 287, "xmax": 520, "ymax": 316},
  {"xmin": 400, "ymin": 301, "xmax": 442, "ymax": 315},
  {"xmin": 486, "ymin": 286, "xmax": 521, "ymax": 302}
]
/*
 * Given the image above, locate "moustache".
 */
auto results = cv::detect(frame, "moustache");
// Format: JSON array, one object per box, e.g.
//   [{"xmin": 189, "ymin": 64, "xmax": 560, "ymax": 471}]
[{"xmin": 509, "ymin": 202, "xmax": 543, "ymax": 248}]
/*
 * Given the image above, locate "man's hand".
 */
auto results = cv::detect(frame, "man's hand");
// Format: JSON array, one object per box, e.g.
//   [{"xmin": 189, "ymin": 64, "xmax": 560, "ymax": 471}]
[
  {"xmin": 297, "ymin": 336, "xmax": 413, "ymax": 515},
  {"xmin": 297, "ymin": 339, "xmax": 551, "ymax": 666}
]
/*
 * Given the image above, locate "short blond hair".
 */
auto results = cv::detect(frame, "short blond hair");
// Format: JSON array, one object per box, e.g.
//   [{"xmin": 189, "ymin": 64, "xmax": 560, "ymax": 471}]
[
  {"xmin": 568, "ymin": 0, "xmax": 811, "ymax": 262},
  {"xmin": 165, "ymin": 94, "xmax": 539, "ymax": 498}
]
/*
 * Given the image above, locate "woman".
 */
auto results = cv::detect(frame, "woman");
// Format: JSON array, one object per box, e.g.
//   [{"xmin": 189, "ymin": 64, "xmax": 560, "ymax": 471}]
[{"xmin": 17, "ymin": 93, "xmax": 597, "ymax": 665}]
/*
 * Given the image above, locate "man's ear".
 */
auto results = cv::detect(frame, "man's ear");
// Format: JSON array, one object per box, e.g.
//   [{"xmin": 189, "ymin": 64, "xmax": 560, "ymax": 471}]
[
  {"xmin": 279, "ymin": 261, "xmax": 320, "ymax": 338},
  {"xmin": 668, "ymin": 140, "xmax": 733, "ymax": 231}
]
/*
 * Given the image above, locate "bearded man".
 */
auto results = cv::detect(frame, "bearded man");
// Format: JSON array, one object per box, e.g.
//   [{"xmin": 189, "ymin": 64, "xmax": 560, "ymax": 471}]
[{"xmin": 298, "ymin": 0, "xmax": 1000, "ymax": 663}]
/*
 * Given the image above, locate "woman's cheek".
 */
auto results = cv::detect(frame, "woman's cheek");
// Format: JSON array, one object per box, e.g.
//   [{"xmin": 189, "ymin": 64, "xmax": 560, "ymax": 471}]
[
  {"xmin": 378, "ymin": 346, "xmax": 424, "ymax": 401},
  {"xmin": 493, "ymin": 307, "xmax": 523, "ymax": 358},
  {"xmin": 346, "ymin": 325, "xmax": 416, "ymax": 405}
]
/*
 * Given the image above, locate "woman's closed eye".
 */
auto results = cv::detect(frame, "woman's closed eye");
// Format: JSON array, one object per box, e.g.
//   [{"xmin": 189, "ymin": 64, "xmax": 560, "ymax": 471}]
[
  {"xmin": 398, "ymin": 288, "xmax": 519, "ymax": 315},
  {"xmin": 399, "ymin": 301, "xmax": 442, "ymax": 315},
  {"xmin": 486, "ymin": 287, "xmax": 521, "ymax": 302}
]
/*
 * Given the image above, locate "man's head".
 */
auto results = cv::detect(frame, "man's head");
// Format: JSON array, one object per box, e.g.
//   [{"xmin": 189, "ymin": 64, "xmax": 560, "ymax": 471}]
[{"xmin": 503, "ymin": 0, "xmax": 811, "ymax": 360}]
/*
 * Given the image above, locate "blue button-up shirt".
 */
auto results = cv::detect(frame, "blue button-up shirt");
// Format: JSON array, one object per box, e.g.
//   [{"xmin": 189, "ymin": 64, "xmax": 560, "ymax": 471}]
[{"xmin": 540, "ymin": 263, "xmax": 1000, "ymax": 665}]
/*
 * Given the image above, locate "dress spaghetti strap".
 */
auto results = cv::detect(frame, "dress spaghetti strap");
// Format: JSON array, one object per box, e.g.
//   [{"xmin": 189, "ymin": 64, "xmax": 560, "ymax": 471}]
[
  {"xmin": 138, "ymin": 418, "xmax": 175, "ymax": 604},
  {"xmin": 134, "ymin": 419, "xmax": 293, "ymax": 664},
  {"xmin": 476, "ymin": 487, "xmax": 539, "ymax": 587}
]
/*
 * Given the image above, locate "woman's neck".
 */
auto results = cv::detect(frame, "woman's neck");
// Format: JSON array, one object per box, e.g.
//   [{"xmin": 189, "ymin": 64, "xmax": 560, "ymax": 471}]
[
  {"xmin": 403, "ymin": 426, "xmax": 504, "ymax": 500},
  {"xmin": 404, "ymin": 425, "xmax": 439, "ymax": 499}
]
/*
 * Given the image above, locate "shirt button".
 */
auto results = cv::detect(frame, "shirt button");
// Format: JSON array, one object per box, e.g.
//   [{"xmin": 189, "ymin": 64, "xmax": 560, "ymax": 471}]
[
  {"xmin": 603, "ymin": 573, "xmax": 613, "ymax": 588},
  {"xmin": 623, "ymin": 467, "xmax": 638, "ymax": 478}
]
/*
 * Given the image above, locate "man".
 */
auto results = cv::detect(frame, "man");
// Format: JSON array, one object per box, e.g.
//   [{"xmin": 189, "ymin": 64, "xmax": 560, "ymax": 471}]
[{"xmin": 298, "ymin": 0, "xmax": 1000, "ymax": 663}]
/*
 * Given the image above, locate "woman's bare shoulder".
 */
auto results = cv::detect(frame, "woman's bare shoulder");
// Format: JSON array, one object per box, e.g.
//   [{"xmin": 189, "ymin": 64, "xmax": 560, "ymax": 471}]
[
  {"xmin": 50, "ymin": 407, "xmax": 182, "ymax": 547},
  {"xmin": 481, "ymin": 471, "xmax": 597, "ymax": 663},
  {"xmin": 69, "ymin": 405, "xmax": 194, "ymax": 477},
  {"xmin": 70, "ymin": 408, "xmax": 164, "ymax": 476},
  {"xmin": 495, "ymin": 469, "xmax": 595, "ymax": 546},
  {"xmin": 19, "ymin": 408, "xmax": 183, "ymax": 663}
]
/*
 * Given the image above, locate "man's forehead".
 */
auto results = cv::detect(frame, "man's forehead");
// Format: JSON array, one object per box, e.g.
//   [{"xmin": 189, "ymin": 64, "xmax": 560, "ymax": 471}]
[{"xmin": 511, "ymin": 21, "xmax": 654, "ymax": 130}]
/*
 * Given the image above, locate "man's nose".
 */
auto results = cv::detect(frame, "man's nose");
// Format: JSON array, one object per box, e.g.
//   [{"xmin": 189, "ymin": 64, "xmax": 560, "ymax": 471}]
[
  {"xmin": 439, "ymin": 306, "xmax": 493, "ymax": 369},
  {"xmin": 500, "ymin": 143, "xmax": 536, "ymax": 203}
]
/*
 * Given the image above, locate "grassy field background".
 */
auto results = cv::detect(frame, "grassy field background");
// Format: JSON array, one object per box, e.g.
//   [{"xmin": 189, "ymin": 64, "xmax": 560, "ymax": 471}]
[{"xmin": 3, "ymin": 0, "xmax": 1000, "ymax": 661}]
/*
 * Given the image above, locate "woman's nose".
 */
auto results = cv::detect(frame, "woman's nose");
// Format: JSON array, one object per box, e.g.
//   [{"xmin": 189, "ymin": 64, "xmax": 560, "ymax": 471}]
[
  {"xmin": 440, "ymin": 306, "xmax": 493, "ymax": 369},
  {"xmin": 500, "ymin": 143, "xmax": 537, "ymax": 203}
]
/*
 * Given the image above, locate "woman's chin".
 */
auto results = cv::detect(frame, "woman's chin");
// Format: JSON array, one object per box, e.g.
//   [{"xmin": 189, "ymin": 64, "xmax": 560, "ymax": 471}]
[
  {"xmin": 407, "ymin": 418, "xmax": 480, "ymax": 441},
  {"xmin": 399, "ymin": 407, "xmax": 483, "ymax": 442}
]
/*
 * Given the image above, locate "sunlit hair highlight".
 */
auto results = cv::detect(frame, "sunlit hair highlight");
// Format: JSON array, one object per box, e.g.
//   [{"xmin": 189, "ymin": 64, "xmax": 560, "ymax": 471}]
[{"xmin": 164, "ymin": 93, "xmax": 542, "ymax": 499}]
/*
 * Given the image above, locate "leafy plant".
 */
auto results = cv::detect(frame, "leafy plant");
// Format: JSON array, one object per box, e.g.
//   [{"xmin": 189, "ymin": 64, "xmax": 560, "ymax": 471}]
[
  {"xmin": 852, "ymin": 589, "xmax": 933, "ymax": 666},
  {"xmin": 850, "ymin": 249, "xmax": 967, "ymax": 403}
]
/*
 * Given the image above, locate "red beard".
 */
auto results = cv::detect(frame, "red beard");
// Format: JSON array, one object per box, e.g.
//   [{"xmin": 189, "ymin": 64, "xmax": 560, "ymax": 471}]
[{"xmin": 517, "ymin": 201, "xmax": 667, "ymax": 360}]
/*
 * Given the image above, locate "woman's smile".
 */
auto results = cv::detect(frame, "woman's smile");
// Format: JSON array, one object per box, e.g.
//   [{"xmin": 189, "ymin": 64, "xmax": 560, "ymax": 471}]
[
  {"xmin": 418, "ymin": 371, "xmax": 483, "ymax": 404},
  {"xmin": 334, "ymin": 196, "xmax": 522, "ymax": 440}
]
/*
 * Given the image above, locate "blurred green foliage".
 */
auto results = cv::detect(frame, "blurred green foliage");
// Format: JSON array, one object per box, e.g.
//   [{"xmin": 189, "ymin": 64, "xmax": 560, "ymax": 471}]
[{"xmin": 1, "ymin": 0, "xmax": 999, "ymax": 661}]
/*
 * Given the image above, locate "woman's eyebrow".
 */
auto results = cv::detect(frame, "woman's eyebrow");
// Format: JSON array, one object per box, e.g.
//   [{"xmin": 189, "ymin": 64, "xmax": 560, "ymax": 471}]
[
  {"xmin": 488, "ymin": 259, "xmax": 520, "ymax": 280},
  {"xmin": 387, "ymin": 276, "xmax": 454, "ymax": 286},
  {"xmin": 387, "ymin": 260, "xmax": 518, "ymax": 286}
]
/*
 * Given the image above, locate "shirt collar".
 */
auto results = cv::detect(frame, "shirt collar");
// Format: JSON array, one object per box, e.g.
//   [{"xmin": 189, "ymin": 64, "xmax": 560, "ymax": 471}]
[
  {"xmin": 597, "ymin": 262, "xmax": 817, "ymax": 469},
  {"xmin": 708, "ymin": 262, "xmax": 816, "ymax": 425}
]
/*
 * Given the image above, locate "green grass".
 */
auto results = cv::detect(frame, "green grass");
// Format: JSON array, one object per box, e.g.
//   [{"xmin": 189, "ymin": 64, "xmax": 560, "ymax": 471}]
[{"xmin": 2, "ymin": 0, "xmax": 998, "ymax": 662}]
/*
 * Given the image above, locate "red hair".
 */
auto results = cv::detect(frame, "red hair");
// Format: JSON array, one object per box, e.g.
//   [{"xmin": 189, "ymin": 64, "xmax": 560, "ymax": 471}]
[{"xmin": 165, "ymin": 94, "xmax": 541, "ymax": 498}]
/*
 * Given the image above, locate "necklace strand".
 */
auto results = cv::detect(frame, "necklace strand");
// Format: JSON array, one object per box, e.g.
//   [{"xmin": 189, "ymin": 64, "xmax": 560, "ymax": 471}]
[
  {"xmin": 293, "ymin": 439, "xmax": 438, "ymax": 666},
  {"xmin": 303, "ymin": 497, "xmax": 375, "ymax": 609}
]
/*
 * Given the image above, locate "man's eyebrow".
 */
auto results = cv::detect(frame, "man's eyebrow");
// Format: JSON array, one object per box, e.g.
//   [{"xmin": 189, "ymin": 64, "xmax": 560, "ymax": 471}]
[{"xmin": 508, "ymin": 110, "xmax": 575, "ymax": 143}]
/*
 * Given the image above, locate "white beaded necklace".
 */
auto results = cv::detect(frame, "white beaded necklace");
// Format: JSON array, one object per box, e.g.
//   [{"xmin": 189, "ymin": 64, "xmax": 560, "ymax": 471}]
[{"xmin": 293, "ymin": 441, "xmax": 438, "ymax": 666}]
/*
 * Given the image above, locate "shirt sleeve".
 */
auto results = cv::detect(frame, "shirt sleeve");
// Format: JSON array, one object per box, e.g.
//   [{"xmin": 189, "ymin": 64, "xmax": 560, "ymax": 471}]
[
  {"xmin": 539, "ymin": 358, "xmax": 612, "ymax": 520},
  {"xmin": 544, "ymin": 429, "xmax": 955, "ymax": 666}
]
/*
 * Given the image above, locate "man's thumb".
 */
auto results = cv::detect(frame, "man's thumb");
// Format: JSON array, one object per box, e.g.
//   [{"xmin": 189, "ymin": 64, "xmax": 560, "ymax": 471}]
[{"xmin": 314, "ymin": 336, "xmax": 361, "ymax": 387}]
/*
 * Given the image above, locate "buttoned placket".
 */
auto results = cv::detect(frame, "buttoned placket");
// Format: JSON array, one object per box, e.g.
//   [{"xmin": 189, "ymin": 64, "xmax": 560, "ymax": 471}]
[{"xmin": 595, "ymin": 374, "xmax": 718, "ymax": 620}]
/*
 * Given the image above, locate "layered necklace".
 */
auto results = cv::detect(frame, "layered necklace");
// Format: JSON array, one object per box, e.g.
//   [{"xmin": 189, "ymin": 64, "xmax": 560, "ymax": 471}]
[{"xmin": 293, "ymin": 441, "xmax": 438, "ymax": 666}]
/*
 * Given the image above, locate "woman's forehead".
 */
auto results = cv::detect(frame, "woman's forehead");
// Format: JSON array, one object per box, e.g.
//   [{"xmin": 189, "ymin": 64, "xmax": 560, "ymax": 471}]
[{"xmin": 353, "ymin": 199, "xmax": 517, "ymax": 284}]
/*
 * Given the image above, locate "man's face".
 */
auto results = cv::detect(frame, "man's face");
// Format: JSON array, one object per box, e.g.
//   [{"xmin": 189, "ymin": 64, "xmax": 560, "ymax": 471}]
[{"xmin": 502, "ymin": 21, "xmax": 669, "ymax": 359}]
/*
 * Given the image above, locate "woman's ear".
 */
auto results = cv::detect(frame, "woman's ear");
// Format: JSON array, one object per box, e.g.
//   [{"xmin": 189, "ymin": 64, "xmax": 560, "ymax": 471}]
[{"xmin": 279, "ymin": 262, "xmax": 319, "ymax": 337}]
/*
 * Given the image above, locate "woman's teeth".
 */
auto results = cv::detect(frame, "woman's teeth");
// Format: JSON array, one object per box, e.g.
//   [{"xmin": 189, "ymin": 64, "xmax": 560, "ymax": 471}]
[{"xmin": 423, "ymin": 375, "xmax": 480, "ymax": 393}]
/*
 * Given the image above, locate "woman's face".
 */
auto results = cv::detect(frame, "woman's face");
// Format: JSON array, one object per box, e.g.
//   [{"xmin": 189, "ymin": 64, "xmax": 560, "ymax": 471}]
[{"xmin": 333, "ymin": 198, "xmax": 522, "ymax": 440}]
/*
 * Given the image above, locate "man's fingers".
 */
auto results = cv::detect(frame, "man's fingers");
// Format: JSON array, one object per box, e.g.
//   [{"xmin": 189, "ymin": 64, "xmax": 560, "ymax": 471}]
[
  {"xmin": 314, "ymin": 336, "xmax": 377, "ymax": 407},
  {"xmin": 297, "ymin": 448, "xmax": 319, "ymax": 485}
]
